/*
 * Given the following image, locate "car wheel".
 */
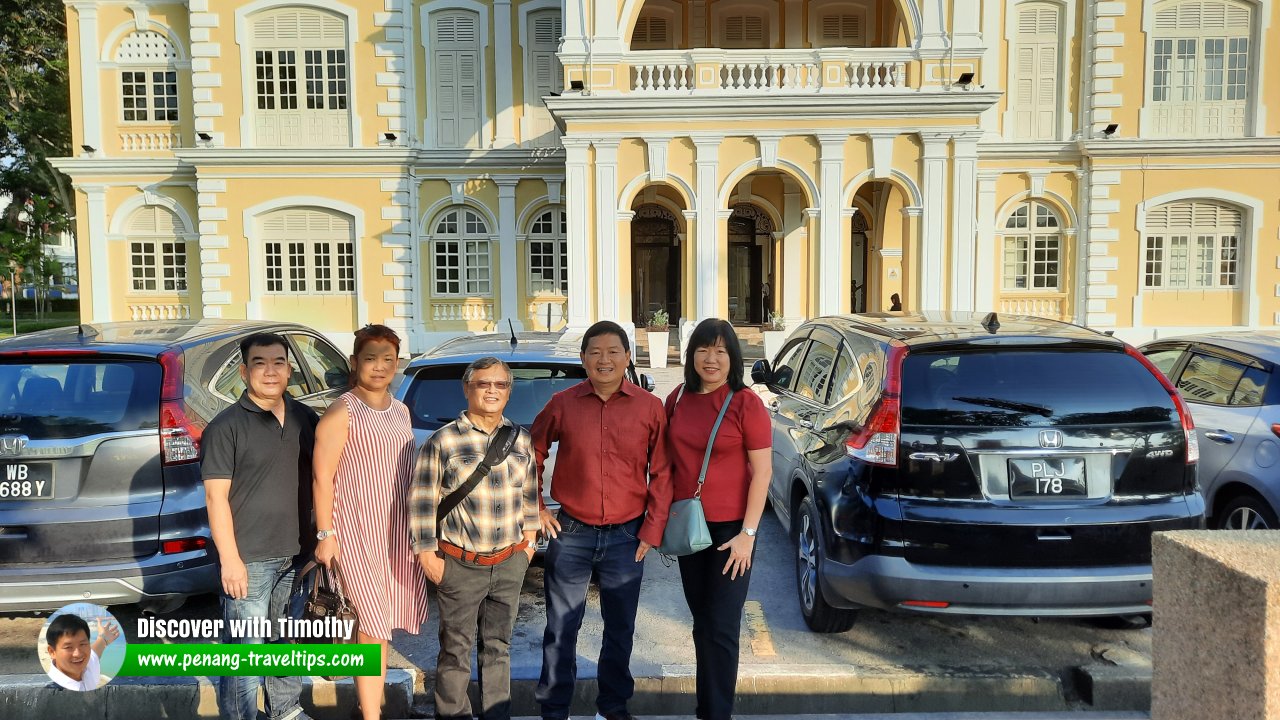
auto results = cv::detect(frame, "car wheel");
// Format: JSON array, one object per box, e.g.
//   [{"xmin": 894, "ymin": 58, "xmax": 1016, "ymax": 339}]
[
  {"xmin": 1215, "ymin": 494, "xmax": 1280, "ymax": 530},
  {"xmin": 795, "ymin": 496, "xmax": 858, "ymax": 633}
]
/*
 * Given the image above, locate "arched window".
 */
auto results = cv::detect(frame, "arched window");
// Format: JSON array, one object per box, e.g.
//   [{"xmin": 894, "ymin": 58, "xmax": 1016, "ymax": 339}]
[
  {"xmin": 1010, "ymin": 3, "xmax": 1061, "ymax": 140},
  {"xmin": 1148, "ymin": 0, "xmax": 1254, "ymax": 137},
  {"xmin": 1001, "ymin": 201, "xmax": 1062, "ymax": 291},
  {"xmin": 431, "ymin": 11, "xmax": 483, "ymax": 148},
  {"xmin": 432, "ymin": 208, "xmax": 491, "ymax": 296},
  {"xmin": 116, "ymin": 31, "xmax": 180, "ymax": 126},
  {"xmin": 251, "ymin": 8, "xmax": 350, "ymax": 146},
  {"xmin": 126, "ymin": 206, "xmax": 188, "ymax": 293},
  {"xmin": 527, "ymin": 207, "xmax": 567, "ymax": 295},
  {"xmin": 260, "ymin": 208, "xmax": 355, "ymax": 294},
  {"xmin": 1143, "ymin": 200, "xmax": 1242, "ymax": 289}
]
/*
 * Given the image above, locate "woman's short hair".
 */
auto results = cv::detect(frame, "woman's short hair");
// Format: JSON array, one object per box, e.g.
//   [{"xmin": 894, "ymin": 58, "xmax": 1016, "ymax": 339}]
[
  {"xmin": 683, "ymin": 319, "xmax": 746, "ymax": 392},
  {"xmin": 353, "ymin": 324, "xmax": 401, "ymax": 357}
]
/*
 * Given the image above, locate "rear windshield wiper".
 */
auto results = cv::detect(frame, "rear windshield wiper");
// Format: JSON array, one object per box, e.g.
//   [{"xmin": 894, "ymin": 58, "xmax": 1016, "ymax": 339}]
[{"xmin": 952, "ymin": 396, "xmax": 1053, "ymax": 417}]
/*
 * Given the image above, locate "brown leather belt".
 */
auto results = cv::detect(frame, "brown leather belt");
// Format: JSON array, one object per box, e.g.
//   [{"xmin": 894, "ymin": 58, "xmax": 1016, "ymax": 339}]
[{"xmin": 439, "ymin": 540, "xmax": 529, "ymax": 566}]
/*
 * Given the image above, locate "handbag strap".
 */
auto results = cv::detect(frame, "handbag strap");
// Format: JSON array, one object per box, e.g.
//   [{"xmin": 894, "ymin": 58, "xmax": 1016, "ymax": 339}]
[
  {"xmin": 299, "ymin": 559, "xmax": 349, "ymax": 601},
  {"xmin": 694, "ymin": 389, "xmax": 735, "ymax": 499},
  {"xmin": 436, "ymin": 423, "xmax": 518, "ymax": 535}
]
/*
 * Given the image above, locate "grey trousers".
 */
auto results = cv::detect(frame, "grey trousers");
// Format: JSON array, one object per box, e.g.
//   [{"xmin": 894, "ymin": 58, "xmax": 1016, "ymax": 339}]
[{"xmin": 433, "ymin": 548, "xmax": 531, "ymax": 720}]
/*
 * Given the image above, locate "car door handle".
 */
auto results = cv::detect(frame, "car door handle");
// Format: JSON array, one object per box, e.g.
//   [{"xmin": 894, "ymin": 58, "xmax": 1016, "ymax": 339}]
[{"xmin": 1204, "ymin": 430, "xmax": 1235, "ymax": 444}]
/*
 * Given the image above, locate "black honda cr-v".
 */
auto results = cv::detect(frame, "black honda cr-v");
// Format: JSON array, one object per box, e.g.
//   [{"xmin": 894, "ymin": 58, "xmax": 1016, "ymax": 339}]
[{"xmin": 752, "ymin": 312, "xmax": 1205, "ymax": 632}]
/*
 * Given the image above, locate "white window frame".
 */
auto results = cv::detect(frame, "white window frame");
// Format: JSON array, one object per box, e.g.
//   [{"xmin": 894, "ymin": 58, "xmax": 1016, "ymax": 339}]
[
  {"xmin": 120, "ymin": 204, "xmax": 192, "ymax": 295},
  {"xmin": 1000, "ymin": 201, "xmax": 1063, "ymax": 291},
  {"xmin": 1004, "ymin": 0, "xmax": 1075, "ymax": 141},
  {"xmin": 807, "ymin": 0, "xmax": 876, "ymax": 48},
  {"xmin": 421, "ymin": 0, "xmax": 491, "ymax": 150},
  {"xmin": 1141, "ymin": 201, "xmax": 1242, "ymax": 290},
  {"xmin": 430, "ymin": 207, "xmax": 493, "ymax": 297},
  {"xmin": 1140, "ymin": 0, "xmax": 1265, "ymax": 138},
  {"xmin": 258, "ymin": 208, "xmax": 357, "ymax": 296},
  {"xmin": 234, "ymin": 1, "xmax": 360, "ymax": 148},
  {"xmin": 113, "ymin": 30, "xmax": 182, "ymax": 126},
  {"xmin": 129, "ymin": 239, "xmax": 189, "ymax": 293},
  {"xmin": 526, "ymin": 207, "xmax": 567, "ymax": 296}
]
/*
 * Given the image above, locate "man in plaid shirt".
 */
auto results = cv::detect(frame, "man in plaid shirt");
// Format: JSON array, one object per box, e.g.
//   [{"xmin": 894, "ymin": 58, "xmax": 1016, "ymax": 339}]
[{"xmin": 410, "ymin": 356, "xmax": 539, "ymax": 720}]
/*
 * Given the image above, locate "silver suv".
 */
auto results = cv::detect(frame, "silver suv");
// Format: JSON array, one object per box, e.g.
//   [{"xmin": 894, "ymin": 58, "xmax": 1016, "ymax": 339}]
[{"xmin": 0, "ymin": 320, "xmax": 349, "ymax": 613}]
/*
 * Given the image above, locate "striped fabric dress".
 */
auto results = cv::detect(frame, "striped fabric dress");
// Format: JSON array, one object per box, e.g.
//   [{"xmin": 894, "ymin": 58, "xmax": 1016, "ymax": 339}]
[{"xmin": 333, "ymin": 391, "xmax": 429, "ymax": 640}]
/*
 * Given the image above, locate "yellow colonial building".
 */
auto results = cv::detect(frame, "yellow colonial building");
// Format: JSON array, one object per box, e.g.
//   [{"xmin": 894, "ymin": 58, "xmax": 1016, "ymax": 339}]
[{"xmin": 53, "ymin": 0, "xmax": 1280, "ymax": 352}]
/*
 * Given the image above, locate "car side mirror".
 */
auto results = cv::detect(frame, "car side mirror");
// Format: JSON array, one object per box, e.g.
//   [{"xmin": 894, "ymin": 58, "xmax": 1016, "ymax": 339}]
[
  {"xmin": 640, "ymin": 373, "xmax": 656, "ymax": 393},
  {"xmin": 324, "ymin": 368, "xmax": 349, "ymax": 389},
  {"xmin": 751, "ymin": 359, "xmax": 773, "ymax": 385}
]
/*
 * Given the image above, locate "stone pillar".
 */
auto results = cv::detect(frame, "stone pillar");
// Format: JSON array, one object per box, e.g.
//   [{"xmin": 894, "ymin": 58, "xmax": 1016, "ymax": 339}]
[
  {"xmin": 83, "ymin": 185, "xmax": 110, "ymax": 321},
  {"xmin": 496, "ymin": 179, "xmax": 522, "ymax": 329},
  {"xmin": 900, "ymin": 206, "xmax": 923, "ymax": 311},
  {"xmin": 1152, "ymin": 531, "xmax": 1280, "ymax": 720},
  {"xmin": 493, "ymin": 0, "xmax": 516, "ymax": 147},
  {"xmin": 817, "ymin": 134, "xmax": 847, "ymax": 316},
  {"xmin": 70, "ymin": 3, "xmax": 101, "ymax": 154},
  {"xmin": 781, "ymin": 178, "xmax": 806, "ymax": 326},
  {"xmin": 593, "ymin": 140, "xmax": 621, "ymax": 323},
  {"xmin": 949, "ymin": 132, "xmax": 981, "ymax": 312},
  {"xmin": 975, "ymin": 172, "xmax": 1000, "ymax": 313},
  {"xmin": 919, "ymin": 132, "xmax": 951, "ymax": 311},
  {"xmin": 692, "ymin": 136, "xmax": 721, "ymax": 321},
  {"xmin": 564, "ymin": 137, "xmax": 592, "ymax": 331}
]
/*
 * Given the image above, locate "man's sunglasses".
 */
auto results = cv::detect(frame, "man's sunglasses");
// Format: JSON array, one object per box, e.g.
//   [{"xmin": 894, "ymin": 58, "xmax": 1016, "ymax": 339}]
[{"xmin": 469, "ymin": 380, "xmax": 512, "ymax": 390}]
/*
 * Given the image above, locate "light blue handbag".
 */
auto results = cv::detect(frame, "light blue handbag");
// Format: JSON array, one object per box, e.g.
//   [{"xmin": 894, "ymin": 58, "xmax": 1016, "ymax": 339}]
[{"xmin": 659, "ymin": 387, "xmax": 735, "ymax": 557}]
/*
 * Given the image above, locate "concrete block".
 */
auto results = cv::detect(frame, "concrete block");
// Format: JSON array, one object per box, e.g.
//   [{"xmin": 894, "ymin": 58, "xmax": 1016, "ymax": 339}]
[
  {"xmin": 1152, "ymin": 531, "xmax": 1280, "ymax": 719},
  {"xmin": 1077, "ymin": 664, "xmax": 1152, "ymax": 711}
]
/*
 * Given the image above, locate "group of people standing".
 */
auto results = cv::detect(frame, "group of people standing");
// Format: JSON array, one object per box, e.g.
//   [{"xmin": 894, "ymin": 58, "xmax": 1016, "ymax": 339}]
[{"xmin": 202, "ymin": 318, "xmax": 771, "ymax": 720}]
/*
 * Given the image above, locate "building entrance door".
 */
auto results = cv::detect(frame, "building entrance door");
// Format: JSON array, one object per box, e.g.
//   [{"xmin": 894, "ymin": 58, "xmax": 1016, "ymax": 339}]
[
  {"xmin": 631, "ymin": 206, "xmax": 681, "ymax": 326},
  {"xmin": 728, "ymin": 204, "xmax": 772, "ymax": 324}
]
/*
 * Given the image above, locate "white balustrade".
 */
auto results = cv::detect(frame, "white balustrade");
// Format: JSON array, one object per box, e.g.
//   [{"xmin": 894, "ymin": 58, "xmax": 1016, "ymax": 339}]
[
  {"xmin": 999, "ymin": 296, "xmax": 1066, "ymax": 320},
  {"xmin": 119, "ymin": 131, "xmax": 181, "ymax": 151},
  {"xmin": 628, "ymin": 49, "xmax": 909, "ymax": 94},
  {"xmin": 431, "ymin": 301, "xmax": 494, "ymax": 322},
  {"xmin": 843, "ymin": 61, "xmax": 906, "ymax": 90},
  {"xmin": 632, "ymin": 63, "xmax": 692, "ymax": 92},
  {"xmin": 128, "ymin": 303, "xmax": 191, "ymax": 321}
]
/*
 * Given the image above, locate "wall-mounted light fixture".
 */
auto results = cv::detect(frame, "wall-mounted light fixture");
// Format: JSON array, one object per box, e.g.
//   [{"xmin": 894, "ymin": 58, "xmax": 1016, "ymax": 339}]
[
  {"xmin": 196, "ymin": 132, "xmax": 213, "ymax": 143},
  {"xmin": 954, "ymin": 72, "xmax": 975, "ymax": 90},
  {"xmin": 80, "ymin": 144, "xmax": 96, "ymax": 155},
  {"xmin": 569, "ymin": 79, "xmax": 585, "ymax": 91},
  {"xmin": 1102, "ymin": 123, "xmax": 1119, "ymax": 138}
]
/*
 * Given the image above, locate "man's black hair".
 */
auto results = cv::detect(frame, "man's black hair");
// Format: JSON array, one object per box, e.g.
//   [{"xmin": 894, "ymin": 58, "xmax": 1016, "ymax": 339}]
[
  {"xmin": 683, "ymin": 318, "xmax": 746, "ymax": 392},
  {"xmin": 580, "ymin": 321, "xmax": 631, "ymax": 354},
  {"xmin": 46, "ymin": 614, "xmax": 90, "ymax": 648},
  {"xmin": 239, "ymin": 332, "xmax": 289, "ymax": 365}
]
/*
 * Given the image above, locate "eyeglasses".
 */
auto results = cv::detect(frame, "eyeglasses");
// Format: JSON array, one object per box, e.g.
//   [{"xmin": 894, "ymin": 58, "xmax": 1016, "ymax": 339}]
[{"xmin": 469, "ymin": 380, "xmax": 512, "ymax": 390}]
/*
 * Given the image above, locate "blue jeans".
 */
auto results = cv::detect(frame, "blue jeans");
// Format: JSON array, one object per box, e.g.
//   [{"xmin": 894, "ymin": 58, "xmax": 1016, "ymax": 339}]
[
  {"xmin": 217, "ymin": 555, "xmax": 308, "ymax": 720},
  {"xmin": 536, "ymin": 513, "xmax": 645, "ymax": 719}
]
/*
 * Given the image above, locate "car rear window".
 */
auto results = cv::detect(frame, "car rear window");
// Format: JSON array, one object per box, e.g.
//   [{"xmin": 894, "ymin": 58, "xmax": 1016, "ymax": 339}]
[
  {"xmin": 405, "ymin": 363, "xmax": 588, "ymax": 431},
  {"xmin": 900, "ymin": 349, "xmax": 1177, "ymax": 427},
  {"xmin": 0, "ymin": 360, "xmax": 162, "ymax": 438}
]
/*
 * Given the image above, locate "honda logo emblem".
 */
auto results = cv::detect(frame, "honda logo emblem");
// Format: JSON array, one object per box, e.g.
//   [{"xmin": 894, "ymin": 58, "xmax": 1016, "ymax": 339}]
[
  {"xmin": 1038, "ymin": 430, "xmax": 1063, "ymax": 449},
  {"xmin": 0, "ymin": 435, "xmax": 28, "ymax": 457}
]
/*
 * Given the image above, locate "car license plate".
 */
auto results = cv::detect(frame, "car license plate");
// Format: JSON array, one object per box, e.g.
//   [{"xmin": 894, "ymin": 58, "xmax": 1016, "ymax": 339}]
[
  {"xmin": 0, "ymin": 463, "xmax": 53, "ymax": 500},
  {"xmin": 1009, "ymin": 457, "xmax": 1086, "ymax": 499}
]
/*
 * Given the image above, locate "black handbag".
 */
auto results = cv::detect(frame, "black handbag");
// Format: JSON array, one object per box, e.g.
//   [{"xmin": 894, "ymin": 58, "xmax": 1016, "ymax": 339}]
[{"xmin": 297, "ymin": 560, "xmax": 359, "ymax": 680}]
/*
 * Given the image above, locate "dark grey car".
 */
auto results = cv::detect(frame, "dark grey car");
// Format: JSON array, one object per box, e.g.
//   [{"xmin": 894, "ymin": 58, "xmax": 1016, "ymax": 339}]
[{"xmin": 0, "ymin": 320, "xmax": 349, "ymax": 613}]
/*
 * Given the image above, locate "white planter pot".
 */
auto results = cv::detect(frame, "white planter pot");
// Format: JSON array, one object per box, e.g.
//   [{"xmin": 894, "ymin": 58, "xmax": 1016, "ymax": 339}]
[
  {"xmin": 762, "ymin": 330, "xmax": 789, "ymax": 364},
  {"xmin": 646, "ymin": 330, "xmax": 670, "ymax": 369}
]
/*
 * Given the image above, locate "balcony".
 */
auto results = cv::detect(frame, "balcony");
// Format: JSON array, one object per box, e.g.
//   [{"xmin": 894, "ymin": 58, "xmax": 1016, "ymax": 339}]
[
  {"xmin": 118, "ymin": 129, "xmax": 182, "ymax": 152},
  {"xmin": 628, "ymin": 48, "xmax": 911, "ymax": 94},
  {"xmin": 999, "ymin": 293, "xmax": 1070, "ymax": 322},
  {"xmin": 128, "ymin": 302, "xmax": 192, "ymax": 321}
]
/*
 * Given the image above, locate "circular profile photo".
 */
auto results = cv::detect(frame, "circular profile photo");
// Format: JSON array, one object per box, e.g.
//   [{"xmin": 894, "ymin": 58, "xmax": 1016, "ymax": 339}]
[{"xmin": 37, "ymin": 603, "xmax": 125, "ymax": 691}]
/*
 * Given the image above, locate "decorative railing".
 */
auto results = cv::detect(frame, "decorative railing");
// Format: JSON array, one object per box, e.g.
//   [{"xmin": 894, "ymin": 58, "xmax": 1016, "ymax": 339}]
[
  {"xmin": 119, "ymin": 131, "xmax": 181, "ymax": 151},
  {"xmin": 527, "ymin": 299, "xmax": 567, "ymax": 331},
  {"xmin": 431, "ymin": 300, "xmax": 494, "ymax": 323},
  {"xmin": 628, "ymin": 49, "xmax": 910, "ymax": 94},
  {"xmin": 129, "ymin": 303, "xmax": 191, "ymax": 321},
  {"xmin": 999, "ymin": 294, "xmax": 1069, "ymax": 320}
]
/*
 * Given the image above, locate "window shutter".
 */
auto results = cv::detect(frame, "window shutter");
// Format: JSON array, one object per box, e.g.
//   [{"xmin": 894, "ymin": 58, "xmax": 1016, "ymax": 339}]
[
  {"xmin": 724, "ymin": 15, "xmax": 766, "ymax": 48},
  {"xmin": 433, "ymin": 12, "xmax": 483, "ymax": 148},
  {"xmin": 820, "ymin": 14, "xmax": 863, "ymax": 46},
  {"xmin": 1011, "ymin": 4, "xmax": 1060, "ymax": 140},
  {"xmin": 126, "ymin": 206, "xmax": 180, "ymax": 235},
  {"xmin": 1156, "ymin": 1, "xmax": 1251, "ymax": 32},
  {"xmin": 115, "ymin": 31, "xmax": 179, "ymax": 63}
]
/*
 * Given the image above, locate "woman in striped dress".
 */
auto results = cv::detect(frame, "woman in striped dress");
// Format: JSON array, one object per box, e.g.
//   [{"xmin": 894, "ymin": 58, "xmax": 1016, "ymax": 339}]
[{"xmin": 314, "ymin": 324, "xmax": 428, "ymax": 720}]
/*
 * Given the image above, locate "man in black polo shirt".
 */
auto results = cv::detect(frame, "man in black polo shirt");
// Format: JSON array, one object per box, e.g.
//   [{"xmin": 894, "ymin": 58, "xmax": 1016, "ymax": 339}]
[{"xmin": 203, "ymin": 332, "xmax": 319, "ymax": 720}]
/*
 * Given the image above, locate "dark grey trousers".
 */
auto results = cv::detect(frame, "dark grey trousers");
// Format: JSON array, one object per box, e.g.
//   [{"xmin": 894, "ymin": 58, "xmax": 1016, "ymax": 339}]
[{"xmin": 433, "ymin": 549, "xmax": 530, "ymax": 720}]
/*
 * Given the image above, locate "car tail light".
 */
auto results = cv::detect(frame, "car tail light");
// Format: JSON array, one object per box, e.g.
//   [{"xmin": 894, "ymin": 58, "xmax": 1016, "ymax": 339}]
[
  {"xmin": 1125, "ymin": 345, "xmax": 1198, "ymax": 465},
  {"xmin": 1271, "ymin": 424, "xmax": 1280, "ymax": 439},
  {"xmin": 846, "ymin": 343, "xmax": 908, "ymax": 467},
  {"xmin": 161, "ymin": 537, "xmax": 208, "ymax": 555},
  {"xmin": 159, "ymin": 349, "xmax": 204, "ymax": 465}
]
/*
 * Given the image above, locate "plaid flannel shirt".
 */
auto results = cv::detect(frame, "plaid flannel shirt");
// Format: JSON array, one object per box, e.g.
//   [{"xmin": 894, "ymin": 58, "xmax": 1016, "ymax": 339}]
[{"xmin": 409, "ymin": 412, "xmax": 539, "ymax": 554}]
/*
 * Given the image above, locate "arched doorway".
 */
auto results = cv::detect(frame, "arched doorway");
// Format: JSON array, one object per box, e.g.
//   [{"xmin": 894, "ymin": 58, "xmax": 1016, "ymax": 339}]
[
  {"xmin": 851, "ymin": 210, "xmax": 870, "ymax": 312},
  {"xmin": 727, "ymin": 203, "xmax": 773, "ymax": 324},
  {"xmin": 631, "ymin": 204, "xmax": 681, "ymax": 326}
]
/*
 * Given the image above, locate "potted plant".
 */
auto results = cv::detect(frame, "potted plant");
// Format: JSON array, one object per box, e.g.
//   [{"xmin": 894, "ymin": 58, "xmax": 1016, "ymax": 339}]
[
  {"xmin": 645, "ymin": 309, "xmax": 670, "ymax": 369},
  {"xmin": 763, "ymin": 311, "xmax": 788, "ymax": 363}
]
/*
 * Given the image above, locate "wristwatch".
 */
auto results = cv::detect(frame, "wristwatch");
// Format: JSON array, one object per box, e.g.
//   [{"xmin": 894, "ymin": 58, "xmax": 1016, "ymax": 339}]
[
  {"xmin": 316, "ymin": 529, "xmax": 336, "ymax": 541},
  {"xmin": 743, "ymin": 527, "xmax": 757, "ymax": 538}
]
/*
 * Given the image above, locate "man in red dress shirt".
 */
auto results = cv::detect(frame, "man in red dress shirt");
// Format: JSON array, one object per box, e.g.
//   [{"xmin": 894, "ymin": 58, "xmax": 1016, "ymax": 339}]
[{"xmin": 532, "ymin": 321, "xmax": 672, "ymax": 720}]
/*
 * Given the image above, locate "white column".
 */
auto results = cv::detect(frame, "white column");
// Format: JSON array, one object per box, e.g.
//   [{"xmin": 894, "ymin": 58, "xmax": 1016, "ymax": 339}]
[
  {"xmin": 919, "ymin": 132, "xmax": 951, "ymax": 310},
  {"xmin": 83, "ymin": 185, "xmax": 109, "ymax": 321},
  {"xmin": 817, "ymin": 134, "xmax": 847, "ymax": 316},
  {"xmin": 952, "ymin": 0, "xmax": 984, "ymax": 50},
  {"xmin": 782, "ymin": 178, "xmax": 805, "ymax": 325},
  {"xmin": 693, "ymin": 136, "xmax": 721, "ymax": 320},
  {"xmin": 72, "ymin": 3, "xmax": 101, "ymax": 154},
  {"xmin": 561, "ymin": 0, "xmax": 587, "ymax": 54},
  {"xmin": 496, "ymin": 178, "xmax": 523, "ymax": 329},
  {"xmin": 591, "ymin": 0, "xmax": 623, "ymax": 55},
  {"xmin": 949, "ymin": 132, "xmax": 981, "ymax": 311},
  {"xmin": 975, "ymin": 172, "xmax": 1000, "ymax": 313},
  {"xmin": 593, "ymin": 140, "xmax": 621, "ymax": 322},
  {"xmin": 917, "ymin": 0, "xmax": 948, "ymax": 51},
  {"xmin": 493, "ymin": 0, "xmax": 517, "ymax": 147},
  {"xmin": 564, "ymin": 138, "xmax": 592, "ymax": 330}
]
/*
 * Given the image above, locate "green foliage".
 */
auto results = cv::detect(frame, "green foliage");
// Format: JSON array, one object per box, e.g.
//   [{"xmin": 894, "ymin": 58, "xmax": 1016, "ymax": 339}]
[
  {"xmin": 765, "ymin": 311, "xmax": 785, "ymax": 331},
  {"xmin": 646, "ymin": 308, "xmax": 669, "ymax": 331}
]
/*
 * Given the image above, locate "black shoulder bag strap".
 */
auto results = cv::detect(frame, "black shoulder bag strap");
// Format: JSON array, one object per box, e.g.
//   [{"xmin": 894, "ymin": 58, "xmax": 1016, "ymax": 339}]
[{"xmin": 435, "ymin": 424, "xmax": 519, "ymax": 536}]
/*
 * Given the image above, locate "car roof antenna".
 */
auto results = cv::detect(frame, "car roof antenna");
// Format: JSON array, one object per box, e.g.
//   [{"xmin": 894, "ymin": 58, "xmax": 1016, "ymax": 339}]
[
  {"xmin": 981, "ymin": 312, "xmax": 1000, "ymax": 334},
  {"xmin": 508, "ymin": 319, "xmax": 518, "ymax": 352},
  {"xmin": 78, "ymin": 323, "xmax": 99, "ymax": 340}
]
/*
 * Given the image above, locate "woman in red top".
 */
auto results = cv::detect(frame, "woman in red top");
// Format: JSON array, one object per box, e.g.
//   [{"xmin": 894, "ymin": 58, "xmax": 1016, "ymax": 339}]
[{"xmin": 663, "ymin": 318, "xmax": 772, "ymax": 720}]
